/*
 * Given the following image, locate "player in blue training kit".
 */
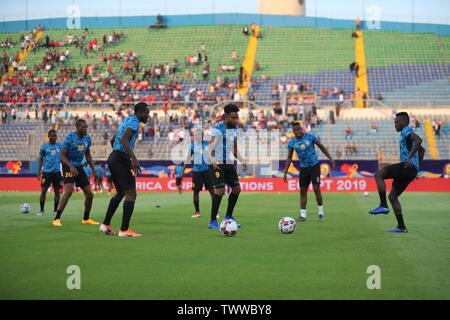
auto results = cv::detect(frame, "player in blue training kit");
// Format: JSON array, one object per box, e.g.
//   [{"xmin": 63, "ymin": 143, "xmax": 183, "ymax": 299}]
[
  {"xmin": 53, "ymin": 119, "xmax": 99, "ymax": 227},
  {"xmin": 185, "ymin": 128, "xmax": 215, "ymax": 218},
  {"xmin": 370, "ymin": 112, "xmax": 425, "ymax": 233},
  {"xmin": 37, "ymin": 129, "xmax": 63, "ymax": 216},
  {"xmin": 175, "ymin": 164, "xmax": 185, "ymax": 194},
  {"xmin": 100, "ymin": 102, "xmax": 150, "ymax": 237},
  {"xmin": 105, "ymin": 163, "xmax": 114, "ymax": 194},
  {"xmin": 93, "ymin": 162, "xmax": 104, "ymax": 192},
  {"xmin": 207, "ymin": 103, "xmax": 248, "ymax": 229},
  {"xmin": 283, "ymin": 123, "xmax": 334, "ymax": 222}
]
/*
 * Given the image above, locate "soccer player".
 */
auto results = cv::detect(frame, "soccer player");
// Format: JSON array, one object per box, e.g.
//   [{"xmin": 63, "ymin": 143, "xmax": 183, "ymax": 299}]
[
  {"xmin": 283, "ymin": 123, "xmax": 335, "ymax": 222},
  {"xmin": 207, "ymin": 103, "xmax": 247, "ymax": 229},
  {"xmin": 53, "ymin": 119, "xmax": 99, "ymax": 227},
  {"xmin": 185, "ymin": 128, "xmax": 215, "ymax": 218},
  {"xmin": 174, "ymin": 163, "xmax": 184, "ymax": 194},
  {"xmin": 105, "ymin": 163, "xmax": 114, "ymax": 194},
  {"xmin": 93, "ymin": 162, "xmax": 104, "ymax": 192},
  {"xmin": 36, "ymin": 130, "xmax": 63, "ymax": 216},
  {"xmin": 100, "ymin": 102, "xmax": 150, "ymax": 237},
  {"xmin": 369, "ymin": 112, "xmax": 425, "ymax": 233}
]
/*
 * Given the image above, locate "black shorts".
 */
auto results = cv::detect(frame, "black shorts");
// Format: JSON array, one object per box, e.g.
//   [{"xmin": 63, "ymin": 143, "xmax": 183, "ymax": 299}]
[
  {"xmin": 192, "ymin": 169, "xmax": 213, "ymax": 191},
  {"xmin": 299, "ymin": 163, "xmax": 321, "ymax": 188},
  {"xmin": 384, "ymin": 162, "xmax": 418, "ymax": 196},
  {"xmin": 41, "ymin": 172, "xmax": 62, "ymax": 190},
  {"xmin": 62, "ymin": 165, "xmax": 90, "ymax": 189},
  {"xmin": 95, "ymin": 176, "xmax": 103, "ymax": 184},
  {"xmin": 210, "ymin": 164, "xmax": 240, "ymax": 189},
  {"xmin": 106, "ymin": 176, "xmax": 113, "ymax": 184},
  {"xmin": 108, "ymin": 151, "xmax": 136, "ymax": 193},
  {"xmin": 176, "ymin": 177, "xmax": 182, "ymax": 186}
]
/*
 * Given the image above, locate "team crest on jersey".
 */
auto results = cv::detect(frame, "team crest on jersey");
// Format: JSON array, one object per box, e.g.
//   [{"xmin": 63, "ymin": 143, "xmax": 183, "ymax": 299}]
[{"xmin": 300, "ymin": 144, "xmax": 306, "ymax": 150}]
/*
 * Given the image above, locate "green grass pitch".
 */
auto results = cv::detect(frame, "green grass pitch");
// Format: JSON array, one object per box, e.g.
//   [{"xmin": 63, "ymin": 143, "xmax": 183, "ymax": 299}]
[{"xmin": 0, "ymin": 191, "xmax": 449, "ymax": 300}]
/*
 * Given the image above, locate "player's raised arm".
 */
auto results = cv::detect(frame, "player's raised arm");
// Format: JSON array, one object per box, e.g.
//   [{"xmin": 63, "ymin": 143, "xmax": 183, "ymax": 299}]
[
  {"xmin": 283, "ymin": 149, "xmax": 294, "ymax": 183},
  {"xmin": 315, "ymin": 140, "xmax": 335, "ymax": 169},
  {"xmin": 120, "ymin": 127, "xmax": 140, "ymax": 174},
  {"xmin": 405, "ymin": 132, "xmax": 423, "ymax": 168}
]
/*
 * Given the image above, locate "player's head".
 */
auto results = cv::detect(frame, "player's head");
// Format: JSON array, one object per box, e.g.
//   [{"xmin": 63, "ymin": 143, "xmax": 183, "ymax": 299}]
[
  {"xmin": 75, "ymin": 119, "xmax": 88, "ymax": 136},
  {"xmin": 47, "ymin": 129, "xmax": 57, "ymax": 144},
  {"xmin": 134, "ymin": 102, "xmax": 150, "ymax": 123},
  {"xmin": 395, "ymin": 112, "xmax": 409, "ymax": 132},
  {"xmin": 292, "ymin": 123, "xmax": 304, "ymax": 138},
  {"xmin": 223, "ymin": 103, "xmax": 239, "ymax": 128}
]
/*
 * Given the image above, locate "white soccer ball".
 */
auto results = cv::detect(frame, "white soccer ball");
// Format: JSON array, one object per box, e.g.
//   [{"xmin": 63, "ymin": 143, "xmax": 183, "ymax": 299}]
[
  {"xmin": 279, "ymin": 217, "xmax": 296, "ymax": 234},
  {"xmin": 220, "ymin": 219, "xmax": 238, "ymax": 237},
  {"xmin": 20, "ymin": 203, "xmax": 31, "ymax": 214},
  {"xmin": 363, "ymin": 191, "xmax": 369, "ymax": 197}
]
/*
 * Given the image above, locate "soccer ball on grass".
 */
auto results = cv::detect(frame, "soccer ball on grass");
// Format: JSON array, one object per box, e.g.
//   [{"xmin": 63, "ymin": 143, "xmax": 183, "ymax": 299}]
[{"xmin": 279, "ymin": 217, "xmax": 296, "ymax": 234}]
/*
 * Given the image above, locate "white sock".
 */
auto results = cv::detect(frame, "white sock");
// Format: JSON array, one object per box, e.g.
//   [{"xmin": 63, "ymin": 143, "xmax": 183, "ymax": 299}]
[
  {"xmin": 300, "ymin": 209, "xmax": 307, "ymax": 218},
  {"xmin": 318, "ymin": 206, "xmax": 324, "ymax": 215}
]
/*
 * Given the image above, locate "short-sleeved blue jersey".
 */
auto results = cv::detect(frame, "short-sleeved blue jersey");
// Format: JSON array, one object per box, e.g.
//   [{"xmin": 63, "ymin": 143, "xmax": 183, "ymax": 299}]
[
  {"xmin": 400, "ymin": 126, "xmax": 419, "ymax": 170},
  {"xmin": 39, "ymin": 143, "xmax": 62, "ymax": 173},
  {"xmin": 62, "ymin": 132, "xmax": 92, "ymax": 167},
  {"xmin": 191, "ymin": 141, "xmax": 209, "ymax": 172},
  {"xmin": 175, "ymin": 165, "xmax": 184, "ymax": 178},
  {"xmin": 287, "ymin": 133, "xmax": 320, "ymax": 168},
  {"xmin": 113, "ymin": 115, "xmax": 141, "ymax": 153},
  {"xmin": 211, "ymin": 122, "xmax": 238, "ymax": 162}
]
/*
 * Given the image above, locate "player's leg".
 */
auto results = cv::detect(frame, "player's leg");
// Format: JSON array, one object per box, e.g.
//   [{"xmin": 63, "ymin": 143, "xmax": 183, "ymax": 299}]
[
  {"xmin": 81, "ymin": 184, "xmax": 98, "ymax": 224},
  {"xmin": 312, "ymin": 182, "xmax": 324, "ymax": 221},
  {"xmin": 369, "ymin": 164, "xmax": 400, "ymax": 214},
  {"xmin": 310, "ymin": 164, "xmax": 324, "ymax": 221},
  {"xmin": 387, "ymin": 186, "xmax": 407, "ymax": 232},
  {"xmin": 38, "ymin": 186, "xmax": 49, "ymax": 215},
  {"xmin": 297, "ymin": 186, "xmax": 308, "ymax": 222},
  {"xmin": 224, "ymin": 165, "xmax": 241, "ymax": 226},
  {"xmin": 209, "ymin": 165, "xmax": 225, "ymax": 229},
  {"xmin": 192, "ymin": 189, "xmax": 201, "ymax": 217},
  {"xmin": 52, "ymin": 175, "xmax": 62, "ymax": 215},
  {"xmin": 297, "ymin": 167, "xmax": 310, "ymax": 222},
  {"xmin": 54, "ymin": 182, "xmax": 74, "ymax": 225},
  {"xmin": 118, "ymin": 188, "xmax": 142, "ymax": 237}
]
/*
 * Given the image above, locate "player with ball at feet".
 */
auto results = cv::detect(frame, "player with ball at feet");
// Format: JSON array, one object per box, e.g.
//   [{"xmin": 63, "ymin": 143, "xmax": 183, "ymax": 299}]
[{"xmin": 283, "ymin": 123, "xmax": 335, "ymax": 222}]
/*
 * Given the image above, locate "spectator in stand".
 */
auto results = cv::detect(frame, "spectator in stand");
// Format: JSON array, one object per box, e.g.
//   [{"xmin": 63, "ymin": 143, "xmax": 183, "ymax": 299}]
[
  {"xmin": 336, "ymin": 146, "xmax": 342, "ymax": 159},
  {"xmin": 243, "ymin": 25, "xmax": 249, "ymax": 36},
  {"xmin": 335, "ymin": 103, "xmax": 341, "ymax": 118},
  {"xmin": 370, "ymin": 123, "xmax": 377, "ymax": 135},
  {"xmin": 345, "ymin": 126, "xmax": 353, "ymax": 140},
  {"xmin": 355, "ymin": 18, "xmax": 361, "ymax": 30},
  {"xmin": 350, "ymin": 62, "xmax": 359, "ymax": 77}
]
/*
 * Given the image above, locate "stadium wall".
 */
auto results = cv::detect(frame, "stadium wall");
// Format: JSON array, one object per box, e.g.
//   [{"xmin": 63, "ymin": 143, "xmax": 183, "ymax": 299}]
[{"xmin": 1, "ymin": 13, "xmax": 449, "ymax": 36}]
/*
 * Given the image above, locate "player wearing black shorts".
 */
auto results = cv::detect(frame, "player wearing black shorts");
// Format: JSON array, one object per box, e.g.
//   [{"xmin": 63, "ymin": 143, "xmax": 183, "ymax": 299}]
[
  {"xmin": 206, "ymin": 104, "xmax": 247, "ymax": 229},
  {"xmin": 369, "ymin": 112, "xmax": 425, "ymax": 233},
  {"xmin": 54, "ymin": 119, "xmax": 99, "ymax": 227},
  {"xmin": 37, "ymin": 130, "xmax": 63, "ymax": 216},
  {"xmin": 283, "ymin": 123, "xmax": 334, "ymax": 222},
  {"xmin": 100, "ymin": 102, "xmax": 150, "ymax": 237},
  {"xmin": 185, "ymin": 128, "xmax": 215, "ymax": 218}
]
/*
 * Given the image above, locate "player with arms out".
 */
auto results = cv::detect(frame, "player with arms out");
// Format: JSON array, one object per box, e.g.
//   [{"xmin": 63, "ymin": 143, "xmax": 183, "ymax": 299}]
[
  {"xmin": 207, "ymin": 103, "xmax": 247, "ymax": 229},
  {"xmin": 100, "ymin": 102, "xmax": 150, "ymax": 237},
  {"xmin": 36, "ymin": 130, "xmax": 63, "ymax": 216},
  {"xmin": 283, "ymin": 123, "xmax": 335, "ymax": 222},
  {"xmin": 53, "ymin": 119, "xmax": 99, "ymax": 227},
  {"xmin": 185, "ymin": 128, "xmax": 215, "ymax": 218},
  {"xmin": 369, "ymin": 112, "xmax": 425, "ymax": 233}
]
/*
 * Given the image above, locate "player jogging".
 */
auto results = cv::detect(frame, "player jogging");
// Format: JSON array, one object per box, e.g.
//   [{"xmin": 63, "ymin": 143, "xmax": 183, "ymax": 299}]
[
  {"xmin": 207, "ymin": 103, "xmax": 247, "ymax": 229},
  {"xmin": 36, "ymin": 130, "xmax": 63, "ymax": 216},
  {"xmin": 369, "ymin": 112, "xmax": 425, "ymax": 233},
  {"xmin": 185, "ymin": 128, "xmax": 215, "ymax": 218},
  {"xmin": 53, "ymin": 119, "xmax": 99, "ymax": 227},
  {"xmin": 100, "ymin": 102, "xmax": 150, "ymax": 237},
  {"xmin": 283, "ymin": 123, "xmax": 335, "ymax": 222},
  {"xmin": 175, "ymin": 164, "xmax": 184, "ymax": 194},
  {"xmin": 93, "ymin": 162, "xmax": 104, "ymax": 192}
]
